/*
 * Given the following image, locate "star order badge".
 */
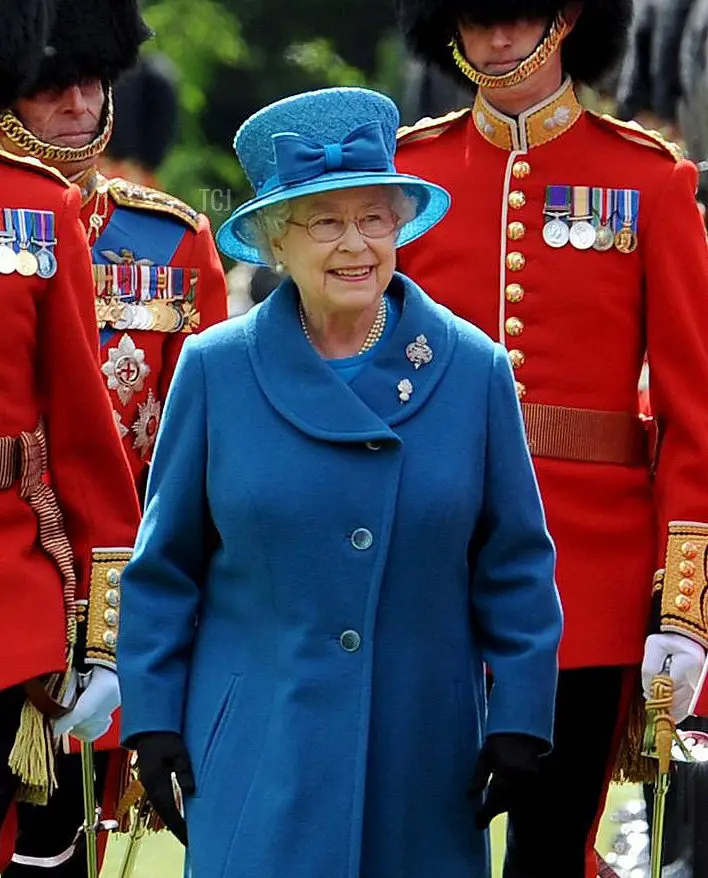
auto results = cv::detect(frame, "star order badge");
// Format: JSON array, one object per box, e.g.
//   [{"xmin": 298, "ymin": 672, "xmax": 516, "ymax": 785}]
[
  {"xmin": 132, "ymin": 390, "xmax": 162, "ymax": 459},
  {"xmin": 101, "ymin": 333, "xmax": 150, "ymax": 405}
]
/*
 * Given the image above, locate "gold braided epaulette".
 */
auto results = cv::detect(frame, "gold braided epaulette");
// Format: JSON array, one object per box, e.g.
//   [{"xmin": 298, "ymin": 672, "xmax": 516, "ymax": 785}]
[
  {"xmin": 0, "ymin": 148, "xmax": 70, "ymax": 185},
  {"xmin": 588, "ymin": 112, "xmax": 684, "ymax": 162},
  {"xmin": 659, "ymin": 522, "xmax": 708, "ymax": 649},
  {"xmin": 397, "ymin": 108, "xmax": 470, "ymax": 146},
  {"xmin": 108, "ymin": 178, "xmax": 201, "ymax": 232},
  {"xmin": 85, "ymin": 548, "xmax": 133, "ymax": 666}
]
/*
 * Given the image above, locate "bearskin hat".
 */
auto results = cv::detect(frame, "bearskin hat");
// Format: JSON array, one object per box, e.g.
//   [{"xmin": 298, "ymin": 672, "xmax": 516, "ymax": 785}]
[
  {"xmin": 26, "ymin": 0, "xmax": 152, "ymax": 95},
  {"xmin": 106, "ymin": 54, "xmax": 179, "ymax": 171},
  {"xmin": 0, "ymin": 0, "xmax": 54, "ymax": 109},
  {"xmin": 396, "ymin": 0, "xmax": 633, "ymax": 89}
]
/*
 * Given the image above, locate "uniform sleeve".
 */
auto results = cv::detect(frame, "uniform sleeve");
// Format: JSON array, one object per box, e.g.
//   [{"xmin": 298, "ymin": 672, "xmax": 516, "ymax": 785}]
[
  {"xmin": 38, "ymin": 185, "xmax": 140, "ymax": 667},
  {"xmin": 644, "ymin": 159, "xmax": 708, "ymax": 649},
  {"xmin": 469, "ymin": 345, "xmax": 563, "ymax": 746},
  {"xmin": 159, "ymin": 215, "xmax": 228, "ymax": 402},
  {"xmin": 118, "ymin": 338, "xmax": 210, "ymax": 741}
]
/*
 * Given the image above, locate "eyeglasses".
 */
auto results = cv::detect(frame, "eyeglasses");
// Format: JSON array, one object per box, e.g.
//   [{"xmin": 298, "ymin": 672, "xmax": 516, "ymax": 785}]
[{"xmin": 287, "ymin": 208, "xmax": 400, "ymax": 243}]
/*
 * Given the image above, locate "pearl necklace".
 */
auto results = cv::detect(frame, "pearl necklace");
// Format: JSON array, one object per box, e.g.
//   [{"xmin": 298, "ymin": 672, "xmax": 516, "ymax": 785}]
[{"xmin": 298, "ymin": 297, "xmax": 387, "ymax": 355}]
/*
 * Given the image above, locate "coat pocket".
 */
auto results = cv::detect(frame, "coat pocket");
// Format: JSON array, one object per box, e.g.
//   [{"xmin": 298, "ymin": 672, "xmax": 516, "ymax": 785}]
[{"xmin": 196, "ymin": 673, "xmax": 243, "ymax": 793}]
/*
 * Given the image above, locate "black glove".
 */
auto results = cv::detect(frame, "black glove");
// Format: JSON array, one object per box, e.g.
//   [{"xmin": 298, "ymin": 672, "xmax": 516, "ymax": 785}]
[
  {"xmin": 133, "ymin": 731, "xmax": 195, "ymax": 846},
  {"xmin": 468, "ymin": 733, "xmax": 547, "ymax": 830}
]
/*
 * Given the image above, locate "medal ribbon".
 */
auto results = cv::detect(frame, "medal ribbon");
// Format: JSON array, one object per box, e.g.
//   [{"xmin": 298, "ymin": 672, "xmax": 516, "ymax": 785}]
[
  {"xmin": 4, "ymin": 209, "xmax": 17, "ymax": 249},
  {"xmin": 544, "ymin": 185, "xmax": 571, "ymax": 216},
  {"xmin": 619, "ymin": 189, "xmax": 640, "ymax": 231},
  {"xmin": 13, "ymin": 210, "xmax": 31, "ymax": 251},
  {"xmin": 571, "ymin": 186, "xmax": 591, "ymax": 221}
]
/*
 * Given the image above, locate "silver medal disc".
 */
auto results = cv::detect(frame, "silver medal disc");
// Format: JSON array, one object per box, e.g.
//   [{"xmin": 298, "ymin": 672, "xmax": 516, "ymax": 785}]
[
  {"xmin": 36, "ymin": 248, "xmax": 58, "ymax": 279},
  {"xmin": 542, "ymin": 218, "xmax": 570, "ymax": 249},
  {"xmin": 593, "ymin": 225, "xmax": 615, "ymax": 252},
  {"xmin": 569, "ymin": 220, "xmax": 597, "ymax": 250},
  {"xmin": 0, "ymin": 244, "xmax": 17, "ymax": 274}
]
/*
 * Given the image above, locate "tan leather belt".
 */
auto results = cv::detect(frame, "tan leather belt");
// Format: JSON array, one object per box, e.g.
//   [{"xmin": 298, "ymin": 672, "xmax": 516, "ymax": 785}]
[{"xmin": 521, "ymin": 403, "xmax": 650, "ymax": 467}]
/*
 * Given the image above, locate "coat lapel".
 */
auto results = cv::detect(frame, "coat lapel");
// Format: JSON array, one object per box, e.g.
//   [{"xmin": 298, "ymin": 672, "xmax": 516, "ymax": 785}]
[{"xmin": 246, "ymin": 274, "xmax": 456, "ymax": 442}]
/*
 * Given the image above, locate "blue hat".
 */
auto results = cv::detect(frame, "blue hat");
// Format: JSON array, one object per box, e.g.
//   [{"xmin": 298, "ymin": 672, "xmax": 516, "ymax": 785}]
[{"xmin": 216, "ymin": 87, "xmax": 451, "ymax": 264}]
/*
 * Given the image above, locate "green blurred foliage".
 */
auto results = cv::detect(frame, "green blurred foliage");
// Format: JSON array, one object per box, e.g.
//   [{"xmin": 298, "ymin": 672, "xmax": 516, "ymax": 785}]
[{"xmin": 142, "ymin": 0, "xmax": 249, "ymax": 211}]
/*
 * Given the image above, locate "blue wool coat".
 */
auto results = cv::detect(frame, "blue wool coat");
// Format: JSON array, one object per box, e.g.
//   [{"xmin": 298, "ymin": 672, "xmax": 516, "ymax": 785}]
[{"xmin": 118, "ymin": 274, "xmax": 562, "ymax": 878}]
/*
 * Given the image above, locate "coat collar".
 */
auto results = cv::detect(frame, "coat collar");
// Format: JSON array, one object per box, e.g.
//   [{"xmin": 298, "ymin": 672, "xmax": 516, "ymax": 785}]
[
  {"xmin": 472, "ymin": 77, "xmax": 582, "ymax": 151},
  {"xmin": 246, "ymin": 273, "xmax": 456, "ymax": 442}
]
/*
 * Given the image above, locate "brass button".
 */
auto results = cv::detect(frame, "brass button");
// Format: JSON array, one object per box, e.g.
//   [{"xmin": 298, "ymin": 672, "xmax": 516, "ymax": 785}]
[
  {"xmin": 505, "ymin": 283, "xmax": 525, "ymax": 303},
  {"xmin": 105, "ymin": 588, "xmax": 120, "ymax": 608},
  {"xmin": 679, "ymin": 579, "xmax": 696, "ymax": 596},
  {"xmin": 682, "ymin": 542, "xmax": 698, "ymax": 559},
  {"xmin": 506, "ymin": 251, "xmax": 526, "ymax": 272},
  {"xmin": 103, "ymin": 630, "xmax": 118, "ymax": 648},
  {"xmin": 105, "ymin": 568, "xmax": 121, "ymax": 586},
  {"xmin": 505, "ymin": 317, "xmax": 524, "ymax": 337},
  {"xmin": 679, "ymin": 560, "xmax": 696, "ymax": 577},
  {"xmin": 512, "ymin": 160, "xmax": 531, "ymax": 179},
  {"xmin": 507, "ymin": 221, "xmax": 526, "ymax": 241},
  {"xmin": 508, "ymin": 349, "xmax": 526, "ymax": 369},
  {"xmin": 675, "ymin": 595, "xmax": 692, "ymax": 612},
  {"xmin": 508, "ymin": 190, "xmax": 526, "ymax": 210},
  {"xmin": 104, "ymin": 608, "xmax": 119, "ymax": 627},
  {"xmin": 515, "ymin": 381, "xmax": 527, "ymax": 399}
]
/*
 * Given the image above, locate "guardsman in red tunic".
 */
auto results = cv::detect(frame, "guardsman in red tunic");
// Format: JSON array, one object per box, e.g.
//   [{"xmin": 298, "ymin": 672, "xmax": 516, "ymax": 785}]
[
  {"xmin": 0, "ymin": 0, "xmax": 140, "ymax": 870},
  {"xmin": 395, "ymin": 1, "xmax": 708, "ymax": 876},
  {"xmin": 0, "ymin": 1, "xmax": 228, "ymax": 874}
]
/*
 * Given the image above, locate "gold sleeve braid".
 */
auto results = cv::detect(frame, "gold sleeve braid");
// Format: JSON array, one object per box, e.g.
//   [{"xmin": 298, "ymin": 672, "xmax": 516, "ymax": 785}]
[
  {"xmin": 85, "ymin": 548, "xmax": 132, "ymax": 665},
  {"xmin": 659, "ymin": 522, "xmax": 708, "ymax": 649}
]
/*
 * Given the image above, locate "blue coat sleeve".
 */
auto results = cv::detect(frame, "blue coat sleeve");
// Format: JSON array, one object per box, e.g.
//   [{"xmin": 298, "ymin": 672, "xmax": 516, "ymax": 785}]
[
  {"xmin": 469, "ymin": 344, "xmax": 563, "ymax": 746},
  {"xmin": 118, "ymin": 338, "xmax": 210, "ymax": 742}
]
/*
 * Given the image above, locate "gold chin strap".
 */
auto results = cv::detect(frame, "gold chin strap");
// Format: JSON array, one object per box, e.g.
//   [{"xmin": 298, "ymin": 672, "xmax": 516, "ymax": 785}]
[
  {"xmin": 0, "ymin": 88, "xmax": 114, "ymax": 165},
  {"xmin": 450, "ymin": 15, "xmax": 569, "ymax": 89}
]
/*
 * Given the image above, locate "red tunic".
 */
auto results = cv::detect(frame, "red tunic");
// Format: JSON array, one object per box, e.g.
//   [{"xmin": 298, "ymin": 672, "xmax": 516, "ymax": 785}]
[
  {"xmin": 79, "ymin": 170, "xmax": 229, "ymax": 490},
  {"xmin": 397, "ymin": 79, "xmax": 708, "ymax": 669},
  {"xmin": 0, "ymin": 153, "xmax": 139, "ymax": 692}
]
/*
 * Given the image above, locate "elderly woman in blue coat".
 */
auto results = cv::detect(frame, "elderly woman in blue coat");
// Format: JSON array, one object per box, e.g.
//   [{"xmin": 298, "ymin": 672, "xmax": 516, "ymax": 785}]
[{"xmin": 117, "ymin": 87, "xmax": 563, "ymax": 878}]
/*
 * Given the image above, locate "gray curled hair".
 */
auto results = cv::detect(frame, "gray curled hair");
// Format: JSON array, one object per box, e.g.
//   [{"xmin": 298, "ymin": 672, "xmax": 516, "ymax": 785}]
[{"xmin": 242, "ymin": 186, "xmax": 418, "ymax": 266}]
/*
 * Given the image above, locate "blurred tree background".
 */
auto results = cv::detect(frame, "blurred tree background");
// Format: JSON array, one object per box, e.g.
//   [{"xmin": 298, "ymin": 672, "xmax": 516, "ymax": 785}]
[{"xmin": 137, "ymin": 0, "xmax": 404, "ymax": 222}]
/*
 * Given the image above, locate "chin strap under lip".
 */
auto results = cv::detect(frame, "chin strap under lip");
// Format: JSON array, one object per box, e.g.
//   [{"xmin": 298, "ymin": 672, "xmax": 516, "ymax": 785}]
[
  {"xmin": 0, "ymin": 88, "xmax": 114, "ymax": 165},
  {"xmin": 449, "ymin": 14, "xmax": 569, "ymax": 89}
]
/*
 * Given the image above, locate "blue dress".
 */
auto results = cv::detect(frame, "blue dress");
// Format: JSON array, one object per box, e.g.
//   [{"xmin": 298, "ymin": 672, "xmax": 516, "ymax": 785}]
[{"xmin": 118, "ymin": 273, "xmax": 562, "ymax": 878}]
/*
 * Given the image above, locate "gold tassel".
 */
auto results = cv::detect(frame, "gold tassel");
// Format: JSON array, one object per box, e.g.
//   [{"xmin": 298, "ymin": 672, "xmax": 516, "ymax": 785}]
[
  {"xmin": 7, "ymin": 698, "xmax": 57, "ymax": 805},
  {"xmin": 612, "ymin": 676, "xmax": 657, "ymax": 784}
]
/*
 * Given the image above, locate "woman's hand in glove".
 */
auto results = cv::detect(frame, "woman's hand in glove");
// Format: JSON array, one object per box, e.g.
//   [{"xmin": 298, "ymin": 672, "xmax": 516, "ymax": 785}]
[
  {"xmin": 132, "ymin": 731, "xmax": 195, "ymax": 846},
  {"xmin": 468, "ymin": 733, "xmax": 547, "ymax": 830}
]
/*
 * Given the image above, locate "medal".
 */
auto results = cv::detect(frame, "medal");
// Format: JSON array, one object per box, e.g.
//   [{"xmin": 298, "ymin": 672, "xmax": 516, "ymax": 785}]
[
  {"xmin": 569, "ymin": 187, "xmax": 596, "ymax": 250},
  {"xmin": 33, "ymin": 211, "xmax": 58, "ymax": 278},
  {"xmin": 542, "ymin": 185, "xmax": 571, "ymax": 249},
  {"xmin": 614, "ymin": 189, "xmax": 640, "ymax": 254},
  {"xmin": 592, "ymin": 188, "xmax": 615, "ymax": 252},
  {"xmin": 0, "ymin": 243, "xmax": 17, "ymax": 274},
  {"xmin": 16, "ymin": 249, "xmax": 38, "ymax": 277},
  {"xmin": 36, "ymin": 248, "xmax": 58, "ymax": 279},
  {"xmin": 543, "ymin": 218, "xmax": 570, "ymax": 248},
  {"xmin": 615, "ymin": 226, "xmax": 638, "ymax": 254},
  {"xmin": 14, "ymin": 210, "xmax": 37, "ymax": 276}
]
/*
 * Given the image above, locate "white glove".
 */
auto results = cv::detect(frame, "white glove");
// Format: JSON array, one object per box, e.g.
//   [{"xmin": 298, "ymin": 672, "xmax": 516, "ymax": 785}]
[
  {"xmin": 641, "ymin": 633, "xmax": 707, "ymax": 723},
  {"xmin": 53, "ymin": 667, "xmax": 121, "ymax": 742}
]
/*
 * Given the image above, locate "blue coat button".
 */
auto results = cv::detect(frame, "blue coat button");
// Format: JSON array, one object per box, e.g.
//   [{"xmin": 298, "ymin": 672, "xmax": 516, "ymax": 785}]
[
  {"xmin": 340, "ymin": 630, "xmax": 361, "ymax": 652},
  {"xmin": 351, "ymin": 528, "xmax": 373, "ymax": 550}
]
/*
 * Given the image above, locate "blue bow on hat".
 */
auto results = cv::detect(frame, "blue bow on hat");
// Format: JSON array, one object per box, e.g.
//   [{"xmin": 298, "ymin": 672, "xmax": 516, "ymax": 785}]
[
  {"xmin": 215, "ymin": 87, "xmax": 451, "ymax": 265},
  {"xmin": 267, "ymin": 122, "xmax": 394, "ymax": 192}
]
